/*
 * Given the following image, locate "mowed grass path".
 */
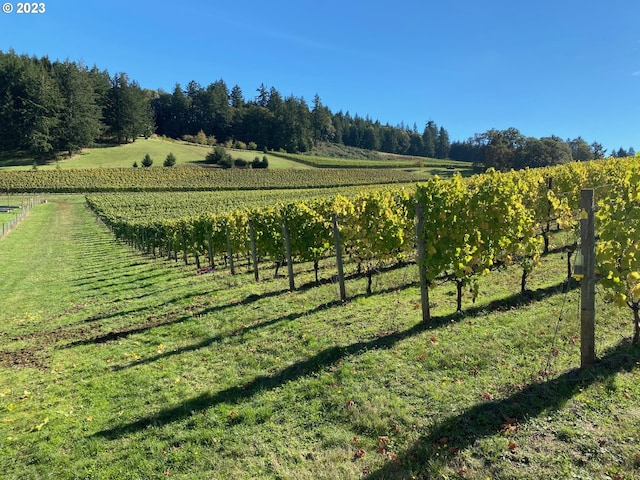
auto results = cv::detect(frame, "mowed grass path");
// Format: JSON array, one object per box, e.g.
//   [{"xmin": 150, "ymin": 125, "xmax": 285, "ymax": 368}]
[{"xmin": 1, "ymin": 197, "xmax": 639, "ymax": 479}]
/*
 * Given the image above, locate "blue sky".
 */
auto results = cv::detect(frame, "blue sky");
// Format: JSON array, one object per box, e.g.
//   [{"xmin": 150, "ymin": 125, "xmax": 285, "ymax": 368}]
[{"xmin": 1, "ymin": 0, "xmax": 639, "ymax": 153}]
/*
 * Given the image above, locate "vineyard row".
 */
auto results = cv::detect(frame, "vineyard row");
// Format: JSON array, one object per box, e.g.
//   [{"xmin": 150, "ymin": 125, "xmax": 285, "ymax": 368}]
[
  {"xmin": 86, "ymin": 157, "xmax": 640, "ymax": 336},
  {"xmin": 0, "ymin": 167, "xmax": 420, "ymax": 193}
]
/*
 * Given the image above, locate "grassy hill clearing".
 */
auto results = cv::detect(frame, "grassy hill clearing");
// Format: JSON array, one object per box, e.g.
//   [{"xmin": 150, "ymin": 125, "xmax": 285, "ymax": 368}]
[{"xmin": 0, "ymin": 138, "xmax": 308, "ymax": 171}]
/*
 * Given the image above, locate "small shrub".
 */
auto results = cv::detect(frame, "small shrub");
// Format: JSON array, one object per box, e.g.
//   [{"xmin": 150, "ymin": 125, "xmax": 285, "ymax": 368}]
[
  {"xmin": 195, "ymin": 130, "xmax": 208, "ymax": 145},
  {"xmin": 141, "ymin": 153, "xmax": 153, "ymax": 167},
  {"xmin": 234, "ymin": 141, "xmax": 247, "ymax": 150},
  {"xmin": 219, "ymin": 155, "xmax": 233, "ymax": 169},
  {"xmin": 251, "ymin": 156, "xmax": 269, "ymax": 169},
  {"xmin": 164, "ymin": 152, "xmax": 177, "ymax": 167},
  {"xmin": 248, "ymin": 142, "xmax": 258, "ymax": 151},
  {"xmin": 206, "ymin": 145, "xmax": 228, "ymax": 165},
  {"xmin": 133, "ymin": 161, "xmax": 138, "ymax": 168},
  {"xmin": 234, "ymin": 158, "xmax": 248, "ymax": 168}
]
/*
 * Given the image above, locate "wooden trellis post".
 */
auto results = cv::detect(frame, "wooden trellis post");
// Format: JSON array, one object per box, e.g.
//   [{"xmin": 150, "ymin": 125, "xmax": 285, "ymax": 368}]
[
  {"xmin": 332, "ymin": 214, "xmax": 347, "ymax": 302},
  {"xmin": 580, "ymin": 188, "xmax": 596, "ymax": 368}
]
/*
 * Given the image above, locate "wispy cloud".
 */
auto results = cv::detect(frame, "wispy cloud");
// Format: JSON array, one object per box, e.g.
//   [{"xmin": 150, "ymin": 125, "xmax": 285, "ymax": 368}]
[{"xmin": 632, "ymin": 71, "xmax": 640, "ymax": 77}]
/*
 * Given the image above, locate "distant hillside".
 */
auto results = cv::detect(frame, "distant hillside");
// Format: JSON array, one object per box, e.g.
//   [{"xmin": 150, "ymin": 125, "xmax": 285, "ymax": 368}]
[{"xmin": 305, "ymin": 142, "xmax": 384, "ymax": 160}]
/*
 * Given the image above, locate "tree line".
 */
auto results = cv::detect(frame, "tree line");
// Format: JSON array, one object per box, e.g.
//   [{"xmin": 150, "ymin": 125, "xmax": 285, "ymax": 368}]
[
  {"xmin": 1, "ymin": 50, "xmax": 630, "ymax": 169},
  {"xmin": 0, "ymin": 50, "xmax": 153, "ymax": 160},
  {"xmin": 152, "ymin": 81, "xmax": 452, "ymax": 158},
  {"xmin": 0, "ymin": 50, "xmax": 452, "ymax": 161},
  {"xmin": 447, "ymin": 128, "xmax": 635, "ymax": 170}
]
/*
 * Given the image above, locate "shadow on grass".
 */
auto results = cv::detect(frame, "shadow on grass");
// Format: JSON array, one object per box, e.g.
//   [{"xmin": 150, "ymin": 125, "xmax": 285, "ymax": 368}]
[
  {"xmin": 365, "ymin": 339, "xmax": 640, "ymax": 479},
  {"xmin": 111, "ymin": 299, "xmax": 344, "ymax": 371},
  {"xmin": 64, "ymin": 285, "xmax": 296, "ymax": 348},
  {"xmin": 108, "ymin": 279, "xmax": 421, "ymax": 369},
  {"xmin": 65, "ymin": 263, "xmax": 413, "ymax": 348},
  {"xmin": 0, "ymin": 151, "xmax": 41, "ymax": 168},
  {"xmin": 93, "ymin": 277, "xmax": 582, "ymax": 439},
  {"xmin": 93, "ymin": 279, "xmax": 576, "ymax": 439},
  {"xmin": 448, "ymin": 278, "xmax": 579, "ymax": 320},
  {"xmin": 71, "ymin": 268, "xmax": 572, "ymax": 354},
  {"xmin": 94, "ymin": 320, "xmax": 432, "ymax": 440}
]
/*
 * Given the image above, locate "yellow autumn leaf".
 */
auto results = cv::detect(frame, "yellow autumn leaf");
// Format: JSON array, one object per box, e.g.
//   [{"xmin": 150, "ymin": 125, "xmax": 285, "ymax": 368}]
[
  {"xmin": 34, "ymin": 417, "xmax": 49, "ymax": 431},
  {"xmin": 614, "ymin": 293, "xmax": 628, "ymax": 308}
]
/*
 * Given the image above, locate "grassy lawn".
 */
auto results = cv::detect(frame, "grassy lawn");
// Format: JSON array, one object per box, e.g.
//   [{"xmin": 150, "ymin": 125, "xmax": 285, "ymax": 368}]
[
  {"xmin": 0, "ymin": 138, "xmax": 309, "ymax": 170},
  {"xmin": 0, "ymin": 196, "xmax": 639, "ymax": 479},
  {"xmin": 0, "ymin": 209, "xmax": 19, "ymax": 223}
]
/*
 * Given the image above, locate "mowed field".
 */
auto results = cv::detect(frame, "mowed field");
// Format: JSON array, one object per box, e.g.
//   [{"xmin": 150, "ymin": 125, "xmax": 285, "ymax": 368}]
[
  {"xmin": 0, "ymin": 137, "xmax": 476, "ymax": 177},
  {"xmin": 0, "ymin": 138, "xmax": 309, "ymax": 170},
  {"xmin": 1, "ymin": 195, "xmax": 639, "ymax": 479}
]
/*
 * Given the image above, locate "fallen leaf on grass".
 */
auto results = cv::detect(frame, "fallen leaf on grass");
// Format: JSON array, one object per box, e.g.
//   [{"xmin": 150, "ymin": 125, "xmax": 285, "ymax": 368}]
[
  {"xmin": 501, "ymin": 415, "xmax": 519, "ymax": 433},
  {"xmin": 34, "ymin": 417, "xmax": 49, "ymax": 431},
  {"xmin": 482, "ymin": 392, "xmax": 494, "ymax": 400},
  {"xmin": 354, "ymin": 448, "xmax": 365, "ymax": 459},
  {"xmin": 508, "ymin": 441, "xmax": 517, "ymax": 451}
]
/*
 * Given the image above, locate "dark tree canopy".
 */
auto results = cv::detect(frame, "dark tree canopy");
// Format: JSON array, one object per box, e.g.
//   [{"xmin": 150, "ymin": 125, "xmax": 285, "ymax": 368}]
[
  {"xmin": 0, "ymin": 50, "xmax": 620, "ymax": 166},
  {"xmin": 449, "ymin": 128, "xmax": 609, "ymax": 170},
  {"xmin": 0, "ymin": 50, "xmax": 155, "ymax": 158}
]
